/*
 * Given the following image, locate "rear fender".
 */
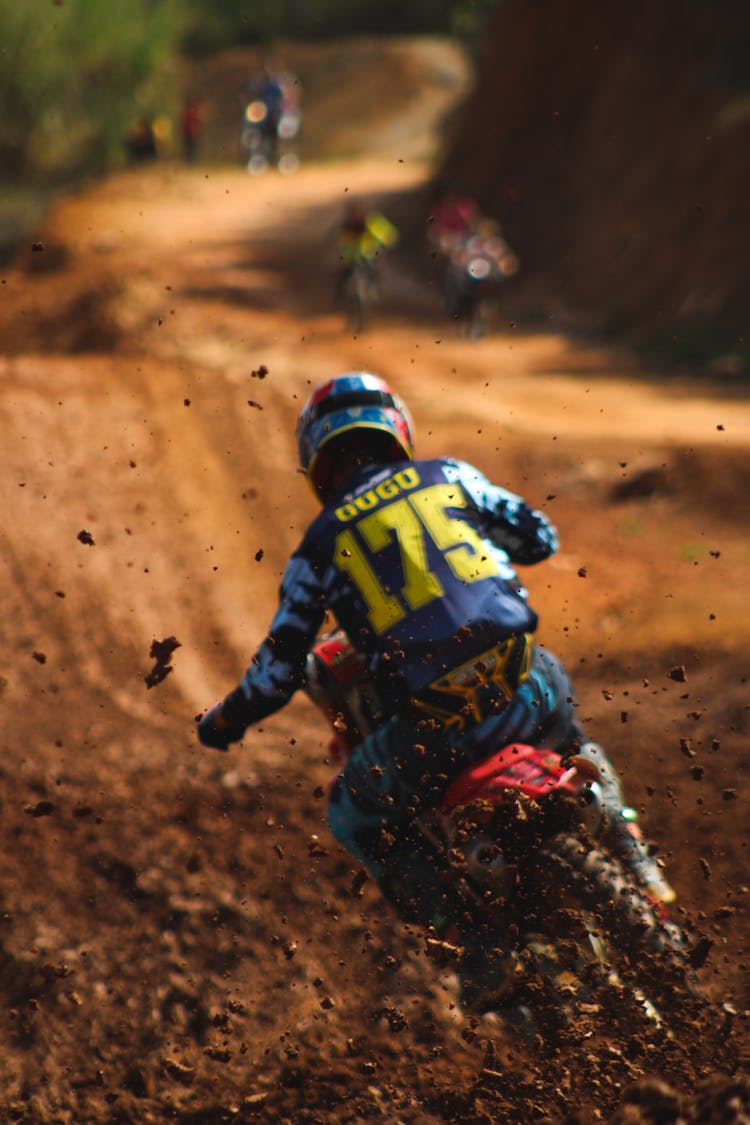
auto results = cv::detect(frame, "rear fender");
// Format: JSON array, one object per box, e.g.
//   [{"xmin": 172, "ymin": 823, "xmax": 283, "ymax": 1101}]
[{"xmin": 441, "ymin": 743, "xmax": 591, "ymax": 810}]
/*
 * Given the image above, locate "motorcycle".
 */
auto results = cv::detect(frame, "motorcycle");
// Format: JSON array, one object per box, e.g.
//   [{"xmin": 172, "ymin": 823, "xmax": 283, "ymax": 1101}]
[
  {"xmin": 339, "ymin": 256, "xmax": 379, "ymax": 335},
  {"xmin": 443, "ymin": 234, "xmax": 519, "ymax": 340},
  {"xmin": 241, "ymin": 99, "xmax": 300, "ymax": 175},
  {"xmin": 305, "ymin": 630, "xmax": 694, "ymax": 1036}
]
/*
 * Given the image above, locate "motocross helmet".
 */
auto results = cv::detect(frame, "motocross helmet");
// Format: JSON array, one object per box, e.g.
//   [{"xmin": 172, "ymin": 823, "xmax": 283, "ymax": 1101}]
[{"xmin": 297, "ymin": 372, "xmax": 415, "ymax": 501}]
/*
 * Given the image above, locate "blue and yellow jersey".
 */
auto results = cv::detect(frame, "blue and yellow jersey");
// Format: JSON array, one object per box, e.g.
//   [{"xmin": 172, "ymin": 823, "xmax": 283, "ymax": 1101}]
[{"xmin": 231, "ymin": 458, "xmax": 557, "ymax": 720}]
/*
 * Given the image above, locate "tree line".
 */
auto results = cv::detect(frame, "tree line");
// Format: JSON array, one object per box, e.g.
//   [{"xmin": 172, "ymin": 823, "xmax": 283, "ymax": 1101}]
[{"xmin": 0, "ymin": 0, "xmax": 495, "ymax": 187}]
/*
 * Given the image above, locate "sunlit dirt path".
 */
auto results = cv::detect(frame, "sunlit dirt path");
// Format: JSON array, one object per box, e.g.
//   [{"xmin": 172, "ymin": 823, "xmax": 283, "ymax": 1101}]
[{"xmin": 0, "ymin": 156, "xmax": 748, "ymax": 1122}]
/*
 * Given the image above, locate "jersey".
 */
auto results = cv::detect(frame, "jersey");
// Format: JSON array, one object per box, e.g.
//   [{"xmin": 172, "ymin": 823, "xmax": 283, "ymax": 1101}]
[
  {"xmin": 337, "ymin": 212, "xmax": 398, "ymax": 266},
  {"xmin": 225, "ymin": 457, "xmax": 558, "ymax": 724}
]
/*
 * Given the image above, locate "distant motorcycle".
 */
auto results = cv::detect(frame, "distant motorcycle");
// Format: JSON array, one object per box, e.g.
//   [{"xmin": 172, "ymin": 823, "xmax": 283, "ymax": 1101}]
[
  {"xmin": 241, "ymin": 99, "xmax": 300, "ymax": 175},
  {"xmin": 339, "ymin": 257, "xmax": 379, "ymax": 335},
  {"xmin": 444, "ymin": 231, "xmax": 519, "ymax": 339},
  {"xmin": 305, "ymin": 630, "xmax": 694, "ymax": 1034}
]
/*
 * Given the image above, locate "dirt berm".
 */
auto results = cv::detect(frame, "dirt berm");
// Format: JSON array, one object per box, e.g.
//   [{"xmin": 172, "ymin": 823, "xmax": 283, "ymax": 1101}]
[
  {"xmin": 439, "ymin": 0, "xmax": 750, "ymax": 363},
  {"xmin": 0, "ymin": 34, "xmax": 748, "ymax": 1125}
]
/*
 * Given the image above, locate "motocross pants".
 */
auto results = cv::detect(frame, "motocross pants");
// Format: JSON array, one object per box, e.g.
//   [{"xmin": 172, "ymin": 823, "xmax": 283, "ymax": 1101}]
[{"xmin": 327, "ymin": 645, "xmax": 581, "ymax": 926}]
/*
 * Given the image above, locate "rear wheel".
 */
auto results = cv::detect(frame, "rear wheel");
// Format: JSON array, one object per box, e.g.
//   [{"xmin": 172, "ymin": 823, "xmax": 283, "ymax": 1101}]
[
  {"xmin": 463, "ymin": 287, "xmax": 487, "ymax": 340},
  {"xmin": 343, "ymin": 278, "xmax": 364, "ymax": 334},
  {"xmin": 523, "ymin": 832, "xmax": 695, "ymax": 1033},
  {"xmin": 455, "ymin": 830, "xmax": 691, "ymax": 1032},
  {"xmin": 538, "ymin": 833, "xmax": 688, "ymax": 960},
  {"xmin": 342, "ymin": 263, "xmax": 374, "ymax": 334}
]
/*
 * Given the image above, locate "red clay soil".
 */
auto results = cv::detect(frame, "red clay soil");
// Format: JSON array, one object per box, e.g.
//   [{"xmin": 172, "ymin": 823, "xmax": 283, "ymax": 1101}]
[{"xmin": 0, "ymin": 148, "xmax": 749, "ymax": 1123}]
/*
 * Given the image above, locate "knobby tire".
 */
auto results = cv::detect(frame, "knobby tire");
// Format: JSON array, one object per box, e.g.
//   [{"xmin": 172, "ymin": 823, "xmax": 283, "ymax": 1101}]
[{"xmin": 539, "ymin": 832, "xmax": 688, "ymax": 960}]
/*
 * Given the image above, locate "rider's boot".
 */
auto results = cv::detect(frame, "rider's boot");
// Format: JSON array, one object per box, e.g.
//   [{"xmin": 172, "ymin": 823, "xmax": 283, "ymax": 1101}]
[
  {"xmin": 351, "ymin": 821, "xmax": 456, "ymax": 932},
  {"xmin": 374, "ymin": 838, "xmax": 515, "ymax": 1020},
  {"xmin": 366, "ymin": 823, "xmax": 523, "ymax": 1021},
  {"xmin": 457, "ymin": 938, "xmax": 513, "ymax": 1017},
  {"xmin": 578, "ymin": 740, "xmax": 676, "ymax": 903}
]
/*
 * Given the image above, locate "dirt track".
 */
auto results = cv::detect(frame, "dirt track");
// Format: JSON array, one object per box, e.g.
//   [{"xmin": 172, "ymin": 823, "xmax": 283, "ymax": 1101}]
[{"xmin": 1, "ymin": 155, "xmax": 749, "ymax": 1122}]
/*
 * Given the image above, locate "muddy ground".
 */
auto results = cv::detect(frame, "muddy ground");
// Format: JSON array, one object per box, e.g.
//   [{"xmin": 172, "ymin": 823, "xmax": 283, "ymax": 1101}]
[{"xmin": 0, "ymin": 145, "xmax": 749, "ymax": 1123}]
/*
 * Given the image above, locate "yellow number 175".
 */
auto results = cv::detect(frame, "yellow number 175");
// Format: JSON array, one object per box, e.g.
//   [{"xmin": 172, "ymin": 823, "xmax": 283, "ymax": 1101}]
[{"xmin": 334, "ymin": 483, "xmax": 499, "ymax": 634}]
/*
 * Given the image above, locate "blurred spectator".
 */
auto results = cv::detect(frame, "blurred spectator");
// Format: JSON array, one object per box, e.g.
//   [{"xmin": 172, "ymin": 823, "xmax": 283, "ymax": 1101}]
[
  {"xmin": 180, "ymin": 97, "xmax": 204, "ymax": 163},
  {"xmin": 124, "ymin": 116, "xmax": 157, "ymax": 163}
]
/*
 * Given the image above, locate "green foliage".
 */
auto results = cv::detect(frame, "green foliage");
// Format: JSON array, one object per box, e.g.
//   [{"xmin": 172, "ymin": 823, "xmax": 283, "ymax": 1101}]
[
  {"xmin": 450, "ymin": 0, "xmax": 498, "ymax": 52},
  {"xmin": 0, "ymin": 0, "xmax": 496, "ymax": 185},
  {"xmin": 0, "ymin": 0, "xmax": 184, "ymax": 183},
  {"xmin": 181, "ymin": 0, "xmax": 285, "ymax": 52},
  {"xmin": 181, "ymin": 0, "xmax": 497, "ymax": 53}
]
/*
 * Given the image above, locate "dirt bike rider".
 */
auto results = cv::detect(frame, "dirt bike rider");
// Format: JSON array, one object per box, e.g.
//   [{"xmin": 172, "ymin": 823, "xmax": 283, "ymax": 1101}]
[
  {"xmin": 428, "ymin": 188, "xmax": 479, "ymax": 259},
  {"xmin": 442, "ymin": 216, "xmax": 519, "ymax": 327},
  {"xmin": 249, "ymin": 65, "xmax": 285, "ymax": 133},
  {"xmin": 197, "ymin": 373, "xmax": 673, "ymax": 953},
  {"xmin": 241, "ymin": 63, "xmax": 296, "ymax": 166},
  {"xmin": 334, "ymin": 203, "xmax": 398, "ymax": 300}
]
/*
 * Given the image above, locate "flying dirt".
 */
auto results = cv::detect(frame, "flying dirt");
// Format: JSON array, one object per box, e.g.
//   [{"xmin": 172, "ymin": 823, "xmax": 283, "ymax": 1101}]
[{"xmin": 0, "ymin": 137, "xmax": 749, "ymax": 1122}]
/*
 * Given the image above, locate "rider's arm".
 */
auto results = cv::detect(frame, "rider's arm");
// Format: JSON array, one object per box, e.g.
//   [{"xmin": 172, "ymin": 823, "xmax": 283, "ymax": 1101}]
[
  {"xmin": 443, "ymin": 459, "xmax": 558, "ymax": 564},
  {"xmin": 198, "ymin": 552, "xmax": 326, "ymax": 749}
]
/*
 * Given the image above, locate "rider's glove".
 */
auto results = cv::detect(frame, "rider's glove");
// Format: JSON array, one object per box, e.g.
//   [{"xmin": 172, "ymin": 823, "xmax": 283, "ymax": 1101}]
[{"xmin": 197, "ymin": 699, "xmax": 247, "ymax": 751}]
